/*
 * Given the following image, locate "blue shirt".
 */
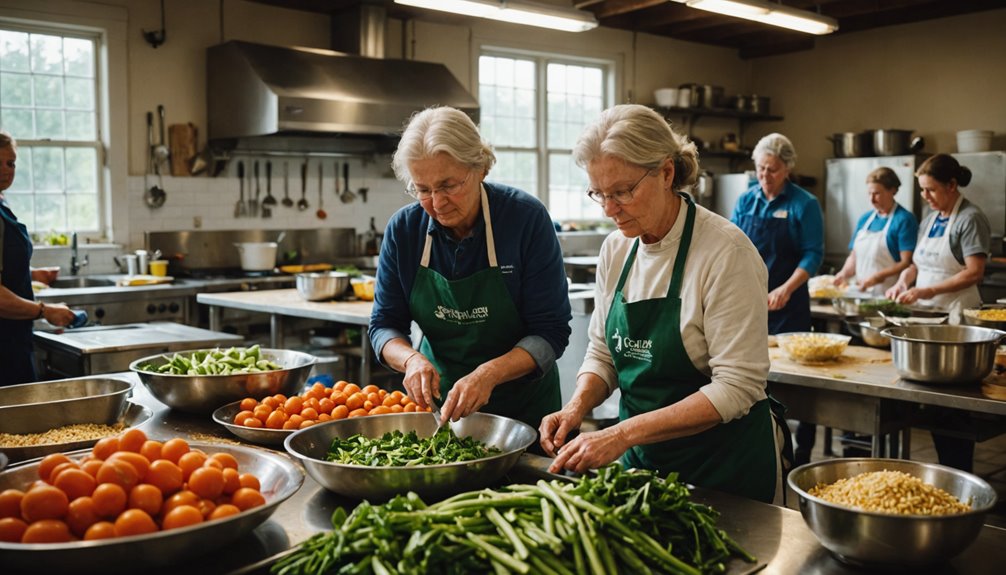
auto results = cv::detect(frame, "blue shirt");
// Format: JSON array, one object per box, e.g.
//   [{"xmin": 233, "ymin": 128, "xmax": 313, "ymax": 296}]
[
  {"xmin": 370, "ymin": 181, "xmax": 572, "ymax": 377},
  {"xmin": 847, "ymin": 204, "xmax": 919, "ymax": 261},
  {"xmin": 730, "ymin": 180, "xmax": 824, "ymax": 276}
]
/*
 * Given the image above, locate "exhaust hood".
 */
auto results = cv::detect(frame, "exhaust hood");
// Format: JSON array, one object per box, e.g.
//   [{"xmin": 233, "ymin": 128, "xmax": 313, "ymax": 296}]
[{"xmin": 207, "ymin": 40, "xmax": 479, "ymax": 154}]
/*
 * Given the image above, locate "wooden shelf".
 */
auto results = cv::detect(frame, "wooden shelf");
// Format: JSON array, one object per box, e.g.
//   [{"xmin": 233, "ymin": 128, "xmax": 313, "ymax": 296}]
[{"xmin": 654, "ymin": 105, "xmax": 783, "ymax": 122}]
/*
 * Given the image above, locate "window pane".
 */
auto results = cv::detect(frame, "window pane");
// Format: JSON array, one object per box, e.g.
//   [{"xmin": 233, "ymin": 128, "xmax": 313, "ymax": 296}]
[
  {"xmin": 66, "ymin": 111, "xmax": 95, "ymax": 140},
  {"xmin": 67, "ymin": 192, "xmax": 98, "ymax": 231},
  {"xmin": 7, "ymin": 148, "xmax": 31, "ymax": 192},
  {"xmin": 34, "ymin": 75, "xmax": 63, "ymax": 107},
  {"xmin": 66, "ymin": 148, "xmax": 97, "ymax": 192},
  {"xmin": 65, "ymin": 77, "xmax": 94, "ymax": 110},
  {"xmin": 63, "ymin": 37, "xmax": 93, "ymax": 77},
  {"xmin": 34, "ymin": 193, "xmax": 66, "ymax": 232},
  {"xmin": 36, "ymin": 109, "xmax": 65, "ymax": 139},
  {"xmin": 0, "ymin": 31, "xmax": 30, "ymax": 72},
  {"xmin": 479, "ymin": 55, "xmax": 536, "ymax": 148},
  {"xmin": 494, "ymin": 151, "xmax": 537, "ymax": 197},
  {"xmin": 32, "ymin": 147, "xmax": 64, "ymax": 191},
  {"xmin": 1, "ymin": 72, "xmax": 32, "ymax": 105},
  {"xmin": 548, "ymin": 153, "xmax": 593, "ymax": 220},
  {"xmin": 30, "ymin": 34, "xmax": 62, "ymax": 75},
  {"xmin": 5, "ymin": 193, "xmax": 34, "ymax": 228},
  {"xmin": 0, "ymin": 108, "xmax": 34, "ymax": 138}
]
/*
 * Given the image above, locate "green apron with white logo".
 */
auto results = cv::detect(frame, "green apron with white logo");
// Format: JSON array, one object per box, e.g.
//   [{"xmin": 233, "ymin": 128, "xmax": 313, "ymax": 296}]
[
  {"xmin": 407, "ymin": 186, "xmax": 561, "ymax": 429},
  {"xmin": 610, "ymin": 197, "xmax": 776, "ymax": 502}
]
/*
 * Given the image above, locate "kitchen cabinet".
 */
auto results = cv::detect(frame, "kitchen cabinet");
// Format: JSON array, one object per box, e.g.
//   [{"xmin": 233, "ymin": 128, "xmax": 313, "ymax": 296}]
[{"xmin": 654, "ymin": 105, "xmax": 784, "ymax": 170}]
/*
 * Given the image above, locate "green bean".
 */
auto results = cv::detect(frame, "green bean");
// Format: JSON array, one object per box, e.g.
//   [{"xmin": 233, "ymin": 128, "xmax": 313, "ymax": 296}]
[{"xmin": 138, "ymin": 345, "xmax": 281, "ymax": 375}]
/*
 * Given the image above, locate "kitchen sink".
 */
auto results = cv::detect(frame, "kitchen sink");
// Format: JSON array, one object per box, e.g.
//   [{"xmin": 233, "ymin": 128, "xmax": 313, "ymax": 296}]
[{"xmin": 48, "ymin": 276, "xmax": 118, "ymax": 289}]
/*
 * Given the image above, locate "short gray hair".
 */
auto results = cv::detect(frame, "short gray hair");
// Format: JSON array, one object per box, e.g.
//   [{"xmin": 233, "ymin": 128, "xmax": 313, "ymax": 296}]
[
  {"xmin": 752, "ymin": 133, "xmax": 796, "ymax": 169},
  {"xmin": 391, "ymin": 106, "xmax": 495, "ymax": 183},
  {"xmin": 572, "ymin": 104, "xmax": 699, "ymax": 193}
]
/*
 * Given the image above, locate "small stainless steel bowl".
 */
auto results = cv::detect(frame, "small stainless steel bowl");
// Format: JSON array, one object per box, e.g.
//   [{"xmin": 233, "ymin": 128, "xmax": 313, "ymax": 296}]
[
  {"xmin": 284, "ymin": 412, "xmax": 536, "ymax": 501},
  {"xmin": 881, "ymin": 325, "xmax": 1006, "ymax": 384},
  {"xmin": 296, "ymin": 271, "xmax": 350, "ymax": 301},
  {"xmin": 858, "ymin": 321, "xmax": 891, "ymax": 348},
  {"xmin": 130, "ymin": 348, "xmax": 315, "ymax": 413},
  {"xmin": 213, "ymin": 401, "xmax": 293, "ymax": 445},
  {"xmin": 788, "ymin": 458, "xmax": 996, "ymax": 568},
  {"xmin": 0, "ymin": 376, "xmax": 133, "ymax": 435}
]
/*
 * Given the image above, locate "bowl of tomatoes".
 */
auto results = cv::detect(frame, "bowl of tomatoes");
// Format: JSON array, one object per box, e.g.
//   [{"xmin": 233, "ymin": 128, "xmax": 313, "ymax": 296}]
[{"xmin": 0, "ymin": 429, "xmax": 303, "ymax": 573}]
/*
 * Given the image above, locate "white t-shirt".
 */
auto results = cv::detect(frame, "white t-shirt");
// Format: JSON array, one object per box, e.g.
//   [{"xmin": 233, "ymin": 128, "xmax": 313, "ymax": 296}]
[{"xmin": 578, "ymin": 201, "xmax": 770, "ymax": 422}]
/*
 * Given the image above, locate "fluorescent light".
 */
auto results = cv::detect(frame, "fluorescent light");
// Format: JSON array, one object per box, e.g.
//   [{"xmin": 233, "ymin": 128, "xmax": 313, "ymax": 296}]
[
  {"xmin": 395, "ymin": 0, "xmax": 599, "ymax": 33},
  {"xmin": 672, "ymin": 0, "xmax": 838, "ymax": 35}
]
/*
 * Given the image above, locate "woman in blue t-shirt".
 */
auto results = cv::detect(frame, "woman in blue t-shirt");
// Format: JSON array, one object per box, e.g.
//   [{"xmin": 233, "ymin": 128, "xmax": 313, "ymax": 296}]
[{"xmin": 833, "ymin": 167, "xmax": 918, "ymax": 296}]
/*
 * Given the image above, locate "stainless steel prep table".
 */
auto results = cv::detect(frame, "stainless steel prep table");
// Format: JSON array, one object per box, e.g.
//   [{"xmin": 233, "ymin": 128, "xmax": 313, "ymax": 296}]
[
  {"xmin": 9, "ymin": 373, "xmax": 1006, "ymax": 575},
  {"xmin": 197, "ymin": 289, "xmax": 374, "ymax": 384}
]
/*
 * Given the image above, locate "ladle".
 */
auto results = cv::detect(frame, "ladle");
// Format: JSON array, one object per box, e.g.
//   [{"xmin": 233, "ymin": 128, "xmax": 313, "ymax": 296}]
[
  {"xmin": 281, "ymin": 162, "xmax": 294, "ymax": 207},
  {"xmin": 316, "ymin": 163, "xmax": 327, "ymax": 219},
  {"xmin": 144, "ymin": 111, "xmax": 166, "ymax": 209},
  {"xmin": 297, "ymin": 160, "xmax": 309, "ymax": 211},
  {"xmin": 340, "ymin": 162, "xmax": 356, "ymax": 203},
  {"xmin": 262, "ymin": 160, "xmax": 278, "ymax": 208},
  {"xmin": 153, "ymin": 105, "xmax": 170, "ymax": 175}
]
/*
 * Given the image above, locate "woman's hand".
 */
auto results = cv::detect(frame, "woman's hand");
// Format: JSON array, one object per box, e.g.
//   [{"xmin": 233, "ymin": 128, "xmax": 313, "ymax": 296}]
[
  {"xmin": 894, "ymin": 287, "xmax": 933, "ymax": 305},
  {"xmin": 539, "ymin": 406, "xmax": 587, "ymax": 457},
  {"xmin": 885, "ymin": 282, "xmax": 907, "ymax": 301},
  {"xmin": 401, "ymin": 353, "xmax": 440, "ymax": 411},
  {"xmin": 546, "ymin": 425, "xmax": 628, "ymax": 474},
  {"xmin": 767, "ymin": 285, "xmax": 791, "ymax": 311},
  {"xmin": 440, "ymin": 372, "xmax": 494, "ymax": 422},
  {"xmin": 43, "ymin": 303, "xmax": 76, "ymax": 327},
  {"xmin": 860, "ymin": 274, "xmax": 880, "ymax": 290},
  {"xmin": 831, "ymin": 273, "xmax": 848, "ymax": 287}
]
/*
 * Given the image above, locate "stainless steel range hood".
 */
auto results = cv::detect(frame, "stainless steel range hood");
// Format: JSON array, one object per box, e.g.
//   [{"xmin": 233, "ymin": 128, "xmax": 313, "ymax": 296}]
[{"xmin": 207, "ymin": 40, "xmax": 479, "ymax": 154}]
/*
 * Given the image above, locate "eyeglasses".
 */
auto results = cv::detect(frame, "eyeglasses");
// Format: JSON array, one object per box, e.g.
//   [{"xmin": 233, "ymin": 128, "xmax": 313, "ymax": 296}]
[
  {"xmin": 586, "ymin": 169, "xmax": 656, "ymax": 206},
  {"xmin": 405, "ymin": 171, "xmax": 472, "ymax": 200}
]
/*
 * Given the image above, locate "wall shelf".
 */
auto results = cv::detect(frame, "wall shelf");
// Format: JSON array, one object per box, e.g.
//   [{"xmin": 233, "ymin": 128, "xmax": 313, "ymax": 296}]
[{"xmin": 653, "ymin": 105, "xmax": 784, "ymax": 172}]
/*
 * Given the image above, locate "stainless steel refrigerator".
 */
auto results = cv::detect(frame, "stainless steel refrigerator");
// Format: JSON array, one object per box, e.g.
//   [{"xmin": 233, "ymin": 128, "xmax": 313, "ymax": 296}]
[{"xmin": 947, "ymin": 151, "xmax": 1005, "ymax": 255}]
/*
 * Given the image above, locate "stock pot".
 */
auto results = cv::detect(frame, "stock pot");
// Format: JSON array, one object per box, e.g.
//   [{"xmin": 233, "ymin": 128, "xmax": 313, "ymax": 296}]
[
  {"xmin": 828, "ymin": 132, "xmax": 873, "ymax": 158},
  {"xmin": 881, "ymin": 325, "xmax": 1006, "ymax": 384},
  {"xmin": 235, "ymin": 242, "xmax": 278, "ymax": 271},
  {"xmin": 869, "ymin": 129, "xmax": 925, "ymax": 156}
]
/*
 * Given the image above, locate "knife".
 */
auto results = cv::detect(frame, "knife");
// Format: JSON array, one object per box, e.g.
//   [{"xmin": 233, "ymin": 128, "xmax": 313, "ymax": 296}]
[{"xmin": 430, "ymin": 398, "xmax": 445, "ymax": 428}]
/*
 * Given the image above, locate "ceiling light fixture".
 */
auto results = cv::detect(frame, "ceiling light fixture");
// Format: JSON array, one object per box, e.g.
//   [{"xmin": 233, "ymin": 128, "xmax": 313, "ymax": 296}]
[
  {"xmin": 394, "ymin": 0, "xmax": 599, "ymax": 33},
  {"xmin": 671, "ymin": 0, "xmax": 838, "ymax": 35}
]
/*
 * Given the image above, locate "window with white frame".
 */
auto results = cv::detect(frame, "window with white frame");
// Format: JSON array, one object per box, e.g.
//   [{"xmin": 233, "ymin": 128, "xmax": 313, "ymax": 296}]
[
  {"xmin": 479, "ymin": 52, "xmax": 610, "ymax": 221},
  {"xmin": 0, "ymin": 25, "xmax": 102, "ymax": 236}
]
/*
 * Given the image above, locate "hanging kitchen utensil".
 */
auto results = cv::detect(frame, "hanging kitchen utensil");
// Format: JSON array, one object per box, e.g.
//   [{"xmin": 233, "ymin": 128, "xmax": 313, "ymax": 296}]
[
  {"xmin": 298, "ymin": 160, "xmax": 309, "ymax": 211},
  {"xmin": 262, "ymin": 160, "xmax": 278, "ymax": 208},
  {"xmin": 282, "ymin": 161, "xmax": 294, "ymax": 207},
  {"xmin": 334, "ymin": 160, "xmax": 340, "ymax": 198},
  {"xmin": 316, "ymin": 163, "xmax": 327, "ymax": 219},
  {"xmin": 359, "ymin": 161, "xmax": 369, "ymax": 202},
  {"xmin": 250, "ymin": 160, "xmax": 260, "ymax": 217},
  {"xmin": 235, "ymin": 161, "xmax": 245, "ymax": 218},
  {"xmin": 154, "ymin": 105, "xmax": 170, "ymax": 176},
  {"xmin": 144, "ymin": 111, "xmax": 166, "ymax": 209},
  {"xmin": 340, "ymin": 162, "xmax": 356, "ymax": 203}
]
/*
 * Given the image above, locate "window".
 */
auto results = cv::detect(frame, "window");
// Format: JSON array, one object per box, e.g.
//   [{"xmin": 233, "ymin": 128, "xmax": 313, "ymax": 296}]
[
  {"xmin": 0, "ymin": 26, "xmax": 101, "ymax": 235},
  {"xmin": 479, "ymin": 52, "xmax": 610, "ymax": 221}
]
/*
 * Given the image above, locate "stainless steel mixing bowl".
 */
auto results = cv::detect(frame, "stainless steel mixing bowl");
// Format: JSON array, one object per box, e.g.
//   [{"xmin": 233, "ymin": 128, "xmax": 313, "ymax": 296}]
[
  {"xmin": 788, "ymin": 458, "xmax": 996, "ymax": 568},
  {"xmin": 0, "ymin": 376, "xmax": 133, "ymax": 434},
  {"xmin": 130, "ymin": 348, "xmax": 316, "ymax": 413},
  {"xmin": 881, "ymin": 325, "xmax": 1006, "ymax": 384},
  {"xmin": 962, "ymin": 305, "xmax": 1006, "ymax": 330},
  {"xmin": 295, "ymin": 271, "xmax": 350, "ymax": 301},
  {"xmin": 284, "ymin": 412, "xmax": 537, "ymax": 501}
]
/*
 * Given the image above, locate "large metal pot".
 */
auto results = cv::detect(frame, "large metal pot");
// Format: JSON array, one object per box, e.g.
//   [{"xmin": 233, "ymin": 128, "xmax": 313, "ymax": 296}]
[
  {"xmin": 827, "ymin": 132, "xmax": 873, "ymax": 158},
  {"xmin": 881, "ymin": 325, "xmax": 1006, "ymax": 384},
  {"xmin": 869, "ymin": 129, "xmax": 925, "ymax": 156}
]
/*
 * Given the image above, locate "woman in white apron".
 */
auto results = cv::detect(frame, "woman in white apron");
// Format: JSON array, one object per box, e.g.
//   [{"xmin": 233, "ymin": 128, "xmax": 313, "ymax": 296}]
[
  {"xmin": 885, "ymin": 154, "xmax": 991, "ymax": 472},
  {"xmin": 833, "ymin": 167, "xmax": 917, "ymax": 296}
]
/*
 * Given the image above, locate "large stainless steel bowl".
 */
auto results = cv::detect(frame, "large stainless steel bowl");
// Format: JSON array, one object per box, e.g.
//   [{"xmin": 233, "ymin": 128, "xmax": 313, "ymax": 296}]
[
  {"xmin": 0, "ymin": 443, "xmax": 303, "ymax": 574},
  {"xmin": 285, "ymin": 412, "xmax": 537, "ymax": 501},
  {"xmin": 295, "ymin": 271, "xmax": 349, "ymax": 301},
  {"xmin": 788, "ymin": 458, "xmax": 996, "ymax": 568},
  {"xmin": 0, "ymin": 376, "xmax": 132, "ymax": 434},
  {"xmin": 881, "ymin": 325, "xmax": 1006, "ymax": 384},
  {"xmin": 3, "ymin": 402, "xmax": 153, "ymax": 463},
  {"xmin": 213, "ymin": 401, "xmax": 293, "ymax": 445},
  {"xmin": 962, "ymin": 305, "xmax": 1006, "ymax": 330},
  {"xmin": 130, "ymin": 348, "xmax": 315, "ymax": 413}
]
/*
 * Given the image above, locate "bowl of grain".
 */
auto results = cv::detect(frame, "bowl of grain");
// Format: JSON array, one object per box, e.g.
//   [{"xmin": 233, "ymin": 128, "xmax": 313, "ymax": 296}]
[
  {"xmin": 788, "ymin": 458, "xmax": 997, "ymax": 568},
  {"xmin": 775, "ymin": 332, "xmax": 851, "ymax": 363}
]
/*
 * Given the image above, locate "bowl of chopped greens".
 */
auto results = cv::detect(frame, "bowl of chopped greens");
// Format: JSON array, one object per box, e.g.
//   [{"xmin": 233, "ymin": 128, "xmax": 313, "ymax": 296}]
[
  {"xmin": 284, "ymin": 412, "xmax": 537, "ymax": 501},
  {"xmin": 130, "ymin": 346, "xmax": 315, "ymax": 413}
]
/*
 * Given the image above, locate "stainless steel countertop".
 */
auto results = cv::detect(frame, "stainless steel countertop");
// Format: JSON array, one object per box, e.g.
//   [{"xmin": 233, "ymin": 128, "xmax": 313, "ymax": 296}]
[
  {"xmin": 32, "ymin": 322, "xmax": 243, "ymax": 354},
  {"xmin": 8, "ymin": 373, "xmax": 1006, "ymax": 575},
  {"xmin": 196, "ymin": 289, "xmax": 373, "ymax": 326}
]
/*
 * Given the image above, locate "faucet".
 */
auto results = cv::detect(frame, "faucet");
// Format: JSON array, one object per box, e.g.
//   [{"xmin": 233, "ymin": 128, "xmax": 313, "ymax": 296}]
[{"xmin": 70, "ymin": 232, "xmax": 88, "ymax": 276}]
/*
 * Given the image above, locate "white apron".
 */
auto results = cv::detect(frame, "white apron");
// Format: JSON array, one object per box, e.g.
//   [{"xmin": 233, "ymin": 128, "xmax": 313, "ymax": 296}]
[
  {"xmin": 852, "ymin": 208, "xmax": 897, "ymax": 296},
  {"xmin": 913, "ymin": 195, "xmax": 981, "ymax": 313}
]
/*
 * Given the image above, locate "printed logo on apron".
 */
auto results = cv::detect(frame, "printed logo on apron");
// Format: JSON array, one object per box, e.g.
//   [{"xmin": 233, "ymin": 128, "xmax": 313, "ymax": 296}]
[
  {"xmin": 610, "ymin": 327, "xmax": 654, "ymax": 362},
  {"xmin": 433, "ymin": 304, "xmax": 490, "ymax": 324}
]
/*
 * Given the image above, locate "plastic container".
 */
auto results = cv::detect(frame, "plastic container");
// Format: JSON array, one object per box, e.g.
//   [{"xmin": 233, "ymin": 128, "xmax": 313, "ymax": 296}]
[
  {"xmin": 956, "ymin": 130, "xmax": 993, "ymax": 153},
  {"xmin": 149, "ymin": 259, "xmax": 169, "ymax": 276}
]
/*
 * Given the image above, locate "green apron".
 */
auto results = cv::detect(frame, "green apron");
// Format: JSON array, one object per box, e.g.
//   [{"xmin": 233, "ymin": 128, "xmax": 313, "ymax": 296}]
[
  {"xmin": 609, "ymin": 196, "xmax": 777, "ymax": 502},
  {"xmin": 407, "ymin": 185, "xmax": 561, "ymax": 430}
]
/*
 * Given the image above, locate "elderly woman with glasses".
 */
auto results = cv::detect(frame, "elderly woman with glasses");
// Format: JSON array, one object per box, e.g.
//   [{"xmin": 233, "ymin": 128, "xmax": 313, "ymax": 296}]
[
  {"xmin": 539, "ymin": 105, "xmax": 783, "ymax": 503},
  {"xmin": 369, "ymin": 106, "xmax": 571, "ymax": 432}
]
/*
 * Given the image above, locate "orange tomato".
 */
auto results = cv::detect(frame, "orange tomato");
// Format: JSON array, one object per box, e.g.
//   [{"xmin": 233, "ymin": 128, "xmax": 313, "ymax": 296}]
[
  {"xmin": 196, "ymin": 498, "xmax": 216, "ymax": 518},
  {"xmin": 365, "ymin": 392, "xmax": 380, "ymax": 406},
  {"xmin": 108, "ymin": 452, "xmax": 151, "ymax": 481},
  {"xmin": 318, "ymin": 398, "xmax": 335, "ymax": 414},
  {"xmin": 221, "ymin": 468, "xmax": 241, "ymax": 495},
  {"xmin": 332, "ymin": 405, "xmax": 349, "ymax": 419},
  {"xmin": 162, "ymin": 490, "xmax": 199, "ymax": 516},
  {"xmin": 304, "ymin": 397, "xmax": 321, "ymax": 412},
  {"xmin": 390, "ymin": 404, "xmax": 403, "ymax": 413},
  {"xmin": 265, "ymin": 410, "xmax": 287, "ymax": 429},
  {"xmin": 348, "ymin": 408, "xmax": 368, "ymax": 418},
  {"xmin": 178, "ymin": 451, "xmax": 209, "ymax": 481},
  {"xmin": 333, "ymin": 380, "xmax": 348, "ymax": 392},
  {"xmin": 0, "ymin": 488, "xmax": 24, "ymax": 519},
  {"xmin": 83, "ymin": 520, "xmax": 116, "ymax": 540},
  {"xmin": 237, "ymin": 473, "xmax": 260, "ymax": 491},
  {"xmin": 20, "ymin": 485, "xmax": 69, "ymax": 523},
  {"xmin": 274, "ymin": 393, "xmax": 288, "ymax": 403},
  {"xmin": 298, "ymin": 420, "xmax": 317, "ymax": 429},
  {"xmin": 91, "ymin": 483, "xmax": 128, "ymax": 518},
  {"xmin": 382, "ymin": 394, "xmax": 400, "ymax": 408},
  {"xmin": 229, "ymin": 488, "xmax": 265, "ymax": 511},
  {"xmin": 113, "ymin": 508, "xmax": 157, "ymax": 537},
  {"xmin": 260, "ymin": 396, "xmax": 279, "ymax": 409},
  {"xmin": 361, "ymin": 384, "xmax": 379, "ymax": 395},
  {"xmin": 118, "ymin": 428, "xmax": 148, "ymax": 453},
  {"xmin": 343, "ymin": 383, "xmax": 361, "ymax": 396},
  {"xmin": 92, "ymin": 436, "xmax": 120, "ymax": 461},
  {"xmin": 208, "ymin": 504, "xmax": 241, "ymax": 520},
  {"xmin": 54, "ymin": 468, "xmax": 97, "ymax": 501},
  {"xmin": 363, "ymin": 400, "xmax": 375, "ymax": 411},
  {"xmin": 369, "ymin": 405, "xmax": 392, "ymax": 416},
  {"xmin": 404, "ymin": 403, "xmax": 418, "ymax": 413},
  {"xmin": 80, "ymin": 459, "xmax": 104, "ymax": 479},
  {"xmin": 128, "ymin": 484, "xmax": 163, "ymax": 516},
  {"xmin": 37, "ymin": 453, "xmax": 72, "ymax": 483},
  {"xmin": 330, "ymin": 392, "xmax": 347, "ymax": 406},
  {"xmin": 239, "ymin": 397, "xmax": 258, "ymax": 411},
  {"xmin": 146, "ymin": 460, "xmax": 183, "ymax": 494},
  {"xmin": 162, "ymin": 505, "xmax": 204, "ymax": 530},
  {"xmin": 283, "ymin": 396, "xmax": 303, "ymax": 415},
  {"xmin": 96, "ymin": 459, "xmax": 140, "ymax": 492},
  {"xmin": 252, "ymin": 404, "xmax": 273, "ymax": 421},
  {"xmin": 317, "ymin": 413, "xmax": 331, "ymax": 422},
  {"xmin": 47, "ymin": 461, "xmax": 80, "ymax": 485},
  {"xmin": 287, "ymin": 414, "xmax": 305, "ymax": 427},
  {"xmin": 160, "ymin": 438, "xmax": 190, "ymax": 464},
  {"xmin": 21, "ymin": 519, "xmax": 72, "ymax": 543},
  {"xmin": 140, "ymin": 440, "xmax": 164, "ymax": 462},
  {"xmin": 300, "ymin": 407, "xmax": 319, "ymax": 421},
  {"xmin": 233, "ymin": 410, "xmax": 255, "ymax": 426},
  {"xmin": 209, "ymin": 453, "xmax": 239, "ymax": 470},
  {"xmin": 0, "ymin": 516, "xmax": 28, "ymax": 543},
  {"xmin": 65, "ymin": 496, "xmax": 100, "ymax": 538},
  {"xmin": 243, "ymin": 417, "xmax": 264, "ymax": 428},
  {"xmin": 401, "ymin": 395, "xmax": 415, "ymax": 407},
  {"xmin": 188, "ymin": 467, "xmax": 225, "ymax": 500},
  {"xmin": 202, "ymin": 458, "xmax": 223, "ymax": 470},
  {"xmin": 282, "ymin": 420, "xmax": 299, "ymax": 430}
]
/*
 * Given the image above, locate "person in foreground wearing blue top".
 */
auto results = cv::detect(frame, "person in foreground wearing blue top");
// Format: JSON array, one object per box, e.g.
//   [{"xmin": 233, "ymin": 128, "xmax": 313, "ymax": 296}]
[
  {"xmin": 731, "ymin": 133, "xmax": 824, "ymax": 467},
  {"xmin": 833, "ymin": 167, "xmax": 918, "ymax": 296},
  {"xmin": 369, "ymin": 106, "xmax": 571, "ymax": 435}
]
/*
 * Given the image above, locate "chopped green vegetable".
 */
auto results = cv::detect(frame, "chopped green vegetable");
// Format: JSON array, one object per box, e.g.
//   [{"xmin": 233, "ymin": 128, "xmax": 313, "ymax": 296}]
[
  {"xmin": 859, "ymin": 299, "xmax": 909, "ymax": 317},
  {"xmin": 271, "ymin": 464, "xmax": 755, "ymax": 575},
  {"xmin": 325, "ymin": 427, "xmax": 501, "ymax": 467},
  {"xmin": 137, "ymin": 345, "xmax": 282, "ymax": 376}
]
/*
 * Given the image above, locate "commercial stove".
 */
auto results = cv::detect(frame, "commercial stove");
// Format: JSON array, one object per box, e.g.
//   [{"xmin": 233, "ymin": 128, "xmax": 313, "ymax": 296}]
[{"xmin": 33, "ymin": 321, "xmax": 243, "ymax": 379}]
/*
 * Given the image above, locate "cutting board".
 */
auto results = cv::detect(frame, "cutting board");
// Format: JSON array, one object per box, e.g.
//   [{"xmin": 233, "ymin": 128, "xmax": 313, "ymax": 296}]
[
  {"xmin": 169, "ymin": 123, "xmax": 198, "ymax": 176},
  {"xmin": 770, "ymin": 345, "xmax": 898, "ymax": 385}
]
